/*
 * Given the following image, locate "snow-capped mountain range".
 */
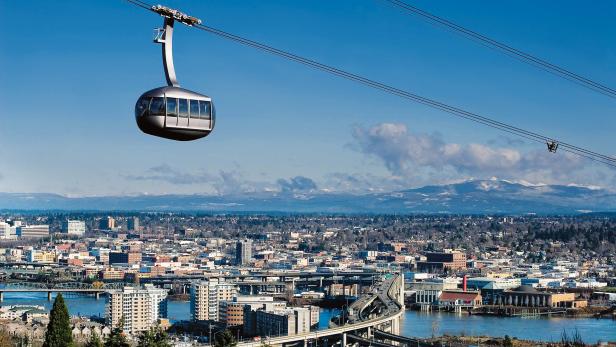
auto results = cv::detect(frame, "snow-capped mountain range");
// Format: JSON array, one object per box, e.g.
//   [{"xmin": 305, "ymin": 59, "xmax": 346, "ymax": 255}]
[{"xmin": 0, "ymin": 179, "xmax": 614, "ymax": 214}]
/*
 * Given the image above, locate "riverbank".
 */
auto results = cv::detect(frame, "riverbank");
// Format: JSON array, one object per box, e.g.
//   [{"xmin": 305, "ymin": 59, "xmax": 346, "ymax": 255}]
[
  {"xmin": 409, "ymin": 304, "xmax": 616, "ymax": 319},
  {"xmin": 427, "ymin": 335, "xmax": 616, "ymax": 347},
  {"xmin": 471, "ymin": 305, "xmax": 616, "ymax": 319}
]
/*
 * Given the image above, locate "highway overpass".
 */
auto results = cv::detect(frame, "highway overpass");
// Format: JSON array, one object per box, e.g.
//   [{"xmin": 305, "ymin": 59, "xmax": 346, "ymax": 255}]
[{"xmin": 231, "ymin": 274, "xmax": 405, "ymax": 347}]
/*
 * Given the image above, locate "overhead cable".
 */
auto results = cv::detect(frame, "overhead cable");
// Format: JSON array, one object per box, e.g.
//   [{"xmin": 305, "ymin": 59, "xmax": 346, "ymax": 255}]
[{"xmin": 380, "ymin": 0, "xmax": 616, "ymax": 100}]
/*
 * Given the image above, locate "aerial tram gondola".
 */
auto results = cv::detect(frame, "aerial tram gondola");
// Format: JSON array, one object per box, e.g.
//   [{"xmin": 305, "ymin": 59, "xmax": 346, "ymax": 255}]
[{"xmin": 135, "ymin": 5, "xmax": 215, "ymax": 141}]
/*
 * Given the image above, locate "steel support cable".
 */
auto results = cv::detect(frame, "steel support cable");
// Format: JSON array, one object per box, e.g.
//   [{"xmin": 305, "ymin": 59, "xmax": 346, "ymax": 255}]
[
  {"xmin": 559, "ymin": 148, "xmax": 616, "ymax": 169},
  {"xmin": 381, "ymin": 0, "xmax": 616, "ymax": 100},
  {"xmin": 123, "ymin": 0, "xmax": 616, "ymax": 168},
  {"xmin": 125, "ymin": 0, "xmax": 150, "ymax": 10},
  {"xmin": 192, "ymin": 24, "xmax": 616, "ymax": 168}
]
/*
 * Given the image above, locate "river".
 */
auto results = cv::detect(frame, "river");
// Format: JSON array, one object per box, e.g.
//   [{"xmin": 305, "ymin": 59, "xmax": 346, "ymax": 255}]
[{"xmin": 1, "ymin": 293, "xmax": 614, "ymax": 343}]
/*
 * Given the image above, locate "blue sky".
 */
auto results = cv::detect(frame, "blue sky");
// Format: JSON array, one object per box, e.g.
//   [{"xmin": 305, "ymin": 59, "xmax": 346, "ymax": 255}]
[{"xmin": 0, "ymin": 0, "xmax": 615, "ymax": 196}]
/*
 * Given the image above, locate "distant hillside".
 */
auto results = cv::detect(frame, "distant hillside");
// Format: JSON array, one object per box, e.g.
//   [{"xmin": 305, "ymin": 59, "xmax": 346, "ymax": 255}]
[{"xmin": 1, "ymin": 179, "xmax": 614, "ymax": 214}]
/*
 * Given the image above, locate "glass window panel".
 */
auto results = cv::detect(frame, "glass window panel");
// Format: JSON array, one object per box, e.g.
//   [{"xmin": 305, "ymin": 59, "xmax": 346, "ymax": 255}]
[
  {"xmin": 189, "ymin": 99, "xmax": 200, "ymax": 118},
  {"xmin": 166, "ymin": 98, "xmax": 177, "ymax": 117},
  {"xmin": 199, "ymin": 101, "xmax": 211, "ymax": 120},
  {"xmin": 178, "ymin": 99, "xmax": 188, "ymax": 118},
  {"xmin": 135, "ymin": 97, "xmax": 150, "ymax": 117},
  {"xmin": 149, "ymin": 97, "xmax": 164, "ymax": 116}
]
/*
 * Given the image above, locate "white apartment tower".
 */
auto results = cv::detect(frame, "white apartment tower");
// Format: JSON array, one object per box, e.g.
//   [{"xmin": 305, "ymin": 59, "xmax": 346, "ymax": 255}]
[
  {"xmin": 106, "ymin": 284, "xmax": 167, "ymax": 334},
  {"xmin": 190, "ymin": 278, "xmax": 237, "ymax": 321}
]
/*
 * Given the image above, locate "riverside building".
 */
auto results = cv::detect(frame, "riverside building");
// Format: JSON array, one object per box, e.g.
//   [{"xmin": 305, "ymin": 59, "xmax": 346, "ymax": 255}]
[
  {"xmin": 190, "ymin": 278, "xmax": 238, "ymax": 321},
  {"xmin": 106, "ymin": 284, "xmax": 168, "ymax": 334},
  {"xmin": 254, "ymin": 307, "xmax": 316, "ymax": 336}
]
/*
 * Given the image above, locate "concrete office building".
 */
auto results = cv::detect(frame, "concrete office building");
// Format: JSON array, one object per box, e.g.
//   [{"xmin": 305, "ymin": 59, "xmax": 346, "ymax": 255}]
[
  {"xmin": 255, "ymin": 307, "xmax": 313, "ymax": 337},
  {"xmin": 16, "ymin": 225, "xmax": 49, "ymax": 239},
  {"xmin": 109, "ymin": 252, "xmax": 142, "ymax": 265},
  {"xmin": 0, "ymin": 222, "xmax": 16, "ymax": 239},
  {"xmin": 106, "ymin": 284, "xmax": 167, "ymax": 334},
  {"xmin": 62, "ymin": 220, "xmax": 86, "ymax": 235},
  {"xmin": 26, "ymin": 250, "xmax": 57, "ymax": 263},
  {"xmin": 235, "ymin": 239, "xmax": 253, "ymax": 265},
  {"xmin": 241, "ymin": 299, "xmax": 288, "ymax": 336},
  {"xmin": 220, "ymin": 296, "xmax": 283, "ymax": 327},
  {"xmin": 417, "ymin": 251, "xmax": 467, "ymax": 272},
  {"xmin": 190, "ymin": 278, "xmax": 238, "ymax": 321}
]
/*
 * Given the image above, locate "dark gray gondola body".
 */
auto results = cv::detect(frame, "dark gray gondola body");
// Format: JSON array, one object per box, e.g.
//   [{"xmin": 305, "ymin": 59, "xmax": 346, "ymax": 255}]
[{"xmin": 135, "ymin": 86, "xmax": 215, "ymax": 141}]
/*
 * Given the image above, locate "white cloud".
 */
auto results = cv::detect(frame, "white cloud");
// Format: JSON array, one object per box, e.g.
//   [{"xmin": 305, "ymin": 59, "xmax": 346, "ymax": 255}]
[
  {"xmin": 351, "ymin": 122, "xmax": 597, "ymax": 184},
  {"xmin": 123, "ymin": 166, "xmax": 318, "ymax": 195},
  {"xmin": 277, "ymin": 176, "xmax": 317, "ymax": 193}
]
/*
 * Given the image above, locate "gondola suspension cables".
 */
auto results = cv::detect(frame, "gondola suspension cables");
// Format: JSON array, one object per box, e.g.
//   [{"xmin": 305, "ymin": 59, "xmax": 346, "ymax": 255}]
[{"xmin": 380, "ymin": 0, "xmax": 616, "ymax": 100}]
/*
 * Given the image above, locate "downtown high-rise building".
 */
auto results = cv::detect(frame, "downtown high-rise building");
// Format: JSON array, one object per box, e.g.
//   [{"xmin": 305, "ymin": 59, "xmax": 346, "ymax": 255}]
[
  {"xmin": 106, "ymin": 284, "xmax": 167, "ymax": 334},
  {"xmin": 62, "ymin": 220, "xmax": 86, "ymax": 235},
  {"xmin": 190, "ymin": 278, "xmax": 237, "ymax": 321},
  {"xmin": 127, "ymin": 217, "xmax": 140, "ymax": 231},
  {"xmin": 235, "ymin": 239, "xmax": 253, "ymax": 265},
  {"xmin": 99, "ymin": 216, "xmax": 116, "ymax": 231}
]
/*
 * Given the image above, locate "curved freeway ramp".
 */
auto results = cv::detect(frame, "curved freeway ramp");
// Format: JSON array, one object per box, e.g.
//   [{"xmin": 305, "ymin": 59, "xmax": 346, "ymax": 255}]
[
  {"xmin": 347, "ymin": 333, "xmax": 397, "ymax": 347},
  {"xmin": 374, "ymin": 329, "xmax": 430, "ymax": 346},
  {"xmin": 234, "ymin": 274, "xmax": 404, "ymax": 347}
]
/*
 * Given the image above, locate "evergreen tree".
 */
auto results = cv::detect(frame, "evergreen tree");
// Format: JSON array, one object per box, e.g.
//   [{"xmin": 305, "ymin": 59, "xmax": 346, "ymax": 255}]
[
  {"xmin": 84, "ymin": 332, "xmax": 104, "ymax": 347},
  {"xmin": 137, "ymin": 326, "xmax": 171, "ymax": 347},
  {"xmin": 214, "ymin": 330, "xmax": 237, "ymax": 347},
  {"xmin": 104, "ymin": 318, "xmax": 130, "ymax": 347},
  {"xmin": 16, "ymin": 334, "xmax": 29, "ymax": 347},
  {"xmin": 43, "ymin": 293, "xmax": 74, "ymax": 347},
  {"xmin": 0, "ymin": 328, "xmax": 12, "ymax": 347}
]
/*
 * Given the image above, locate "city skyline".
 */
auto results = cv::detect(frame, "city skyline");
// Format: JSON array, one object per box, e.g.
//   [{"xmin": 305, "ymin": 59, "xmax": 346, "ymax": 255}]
[{"xmin": 0, "ymin": 211, "xmax": 614, "ymax": 344}]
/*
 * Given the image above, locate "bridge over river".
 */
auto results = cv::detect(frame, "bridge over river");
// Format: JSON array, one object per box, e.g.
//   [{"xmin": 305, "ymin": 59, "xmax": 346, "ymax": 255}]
[{"xmin": 0, "ymin": 282, "xmax": 125, "ymax": 301}]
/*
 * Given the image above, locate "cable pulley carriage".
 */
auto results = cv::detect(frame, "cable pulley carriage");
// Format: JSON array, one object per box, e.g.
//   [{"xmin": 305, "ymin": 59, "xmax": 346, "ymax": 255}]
[
  {"xmin": 135, "ymin": 5, "xmax": 215, "ymax": 141},
  {"xmin": 546, "ymin": 140, "xmax": 559, "ymax": 153}
]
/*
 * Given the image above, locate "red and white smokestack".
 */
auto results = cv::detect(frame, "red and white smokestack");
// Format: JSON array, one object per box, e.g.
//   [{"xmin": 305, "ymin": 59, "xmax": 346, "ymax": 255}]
[{"xmin": 463, "ymin": 275, "xmax": 467, "ymax": 292}]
